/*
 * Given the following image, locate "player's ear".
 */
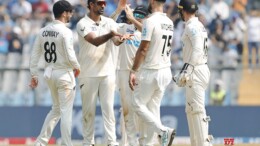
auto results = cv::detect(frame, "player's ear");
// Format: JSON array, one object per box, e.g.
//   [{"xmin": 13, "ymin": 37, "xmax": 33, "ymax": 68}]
[
  {"xmin": 62, "ymin": 11, "xmax": 66, "ymax": 17},
  {"xmin": 89, "ymin": 1, "xmax": 95, "ymax": 9}
]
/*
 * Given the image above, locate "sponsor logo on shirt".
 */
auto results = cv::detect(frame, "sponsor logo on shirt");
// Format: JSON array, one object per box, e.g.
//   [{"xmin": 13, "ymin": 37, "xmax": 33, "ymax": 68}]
[
  {"xmin": 126, "ymin": 28, "xmax": 134, "ymax": 34},
  {"xmin": 142, "ymin": 28, "xmax": 147, "ymax": 37},
  {"xmin": 126, "ymin": 39, "xmax": 140, "ymax": 47}
]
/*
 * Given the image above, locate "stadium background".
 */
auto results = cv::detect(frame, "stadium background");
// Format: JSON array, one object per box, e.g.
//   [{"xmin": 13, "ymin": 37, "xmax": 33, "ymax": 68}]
[{"xmin": 0, "ymin": 0, "xmax": 260, "ymax": 145}]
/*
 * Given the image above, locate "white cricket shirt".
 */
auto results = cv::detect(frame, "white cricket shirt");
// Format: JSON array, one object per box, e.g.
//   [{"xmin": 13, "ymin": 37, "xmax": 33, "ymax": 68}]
[
  {"xmin": 30, "ymin": 20, "xmax": 80, "ymax": 77},
  {"xmin": 181, "ymin": 17, "xmax": 208, "ymax": 65},
  {"xmin": 117, "ymin": 23, "xmax": 141, "ymax": 70},
  {"xmin": 76, "ymin": 15, "xmax": 117, "ymax": 78},
  {"xmin": 141, "ymin": 12, "xmax": 174, "ymax": 69}
]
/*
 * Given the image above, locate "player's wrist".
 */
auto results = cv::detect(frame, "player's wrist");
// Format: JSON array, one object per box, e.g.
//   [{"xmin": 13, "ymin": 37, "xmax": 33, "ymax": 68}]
[
  {"xmin": 130, "ymin": 68, "xmax": 137, "ymax": 73},
  {"xmin": 31, "ymin": 75, "xmax": 38, "ymax": 79}
]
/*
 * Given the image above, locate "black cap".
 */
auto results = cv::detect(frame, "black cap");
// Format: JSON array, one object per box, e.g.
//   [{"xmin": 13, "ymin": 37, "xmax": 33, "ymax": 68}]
[
  {"xmin": 119, "ymin": 10, "xmax": 127, "ymax": 23},
  {"xmin": 53, "ymin": 0, "xmax": 73, "ymax": 18},
  {"xmin": 178, "ymin": 0, "xmax": 198, "ymax": 13},
  {"xmin": 133, "ymin": 6, "xmax": 149, "ymax": 17},
  {"xmin": 155, "ymin": 0, "xmax": 166, "ymax": 2}
]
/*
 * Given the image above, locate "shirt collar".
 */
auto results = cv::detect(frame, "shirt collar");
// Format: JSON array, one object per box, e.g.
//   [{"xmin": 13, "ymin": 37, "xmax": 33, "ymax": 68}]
[
  {"xmin": 53, "ymin": 20, "xmax": 66, "ymax": 25},
  {"xmin": 150, "ymin": 12, "xmax": 166, "ymax": 17},
  {"xmin": 85, "ymin": 14, "xmax": 106, "ymax": 26}
]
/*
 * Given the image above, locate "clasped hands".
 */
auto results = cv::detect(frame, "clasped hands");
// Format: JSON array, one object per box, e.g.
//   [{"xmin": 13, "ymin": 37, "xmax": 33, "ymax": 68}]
[{"xmin": 111, "ymin": 30, "xmax": 134, "ymax": 43}]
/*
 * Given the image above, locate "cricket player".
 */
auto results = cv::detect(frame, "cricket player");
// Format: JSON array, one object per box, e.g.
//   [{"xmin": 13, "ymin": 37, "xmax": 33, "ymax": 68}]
[
  {"xmin": 110, "ymin": 2, "xmax": 150, "ymax": 145},
  {"xmin": 76, "ymin": 0, "xmax": 132, "ymax": 145},
  {"xmin": 29, "ymin": 0, "xmax": 80, "ymax": 146},
  {"xmin": 128, "ymin": 0, "xmax": 176, "ymax": 145},
  {"xmin": 173, "ymin": 0, "xmax": 213, "ymax": 145}
]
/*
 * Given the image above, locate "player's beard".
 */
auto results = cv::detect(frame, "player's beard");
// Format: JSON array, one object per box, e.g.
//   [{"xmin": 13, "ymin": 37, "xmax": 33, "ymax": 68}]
[
  {"xmin": 97, "ymin": 8, "xmax": 104, "ymax": 15},
  {"xmin": 66, "ymin": 16, "xmax": 71, "ymax": 23},
  {"xmin": 148, "ymin": 3, "xmax": 152, "ymax": 14}
]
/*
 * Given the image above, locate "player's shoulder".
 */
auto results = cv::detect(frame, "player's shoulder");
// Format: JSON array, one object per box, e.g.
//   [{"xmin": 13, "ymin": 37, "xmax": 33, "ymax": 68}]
[
  {"xmin": 186, "ymin": 19, "xmax": 200, "ymax": 30},
  {"xmin": 77, "ymin": 17, "xmax": 86, "ymax": 26},
  {"xmin": 101, "ymin": 16, "xmax": 116, "ymax": 25},
  {"xmin": 62, "ymin": 26, "xmax": 73, "ymax": 35},
  {"xmin": 186, "ymin": 19, "xmax": 206, "ymax": 36},
  {"xmin": 77, "ymin": 16, "xmax": 92, "ymax": 27},
  {"xmin": 101, "ymin": 15, "xmax": 114, "ymax": 22}
]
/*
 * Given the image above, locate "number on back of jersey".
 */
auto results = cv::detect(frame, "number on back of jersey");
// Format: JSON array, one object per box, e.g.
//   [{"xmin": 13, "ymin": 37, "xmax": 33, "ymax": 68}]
[
  {"xmin": 203, "ymin": 38, "xmax": 208, "ymax": 57},
  {"xmin": 44, "ymin": 41, "xmax": 57, "ymax": 63},
  {"xmin": 161, "ymin": 35, "xmax": 172, "ymax": 57}
]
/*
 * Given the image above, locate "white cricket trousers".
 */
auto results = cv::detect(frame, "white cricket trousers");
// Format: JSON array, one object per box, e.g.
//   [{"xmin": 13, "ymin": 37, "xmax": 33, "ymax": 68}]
[
  {"xmin": 185, "ymin": 64, "xmax": 212, "ymax": 146},
  {"xmin": 79, "ymin": 75, "xmax": 117, "ymax": 146},
  {"xmin": 132, "ymin": 67, "xmax": 172, "ymax": 146},
  {"xmin": 118, "ymin": 70, "xmax": 139, "ymax": 146},
  {"xmin": 35, "ymin": 69, "xmax": 75, "ymax": 146}
]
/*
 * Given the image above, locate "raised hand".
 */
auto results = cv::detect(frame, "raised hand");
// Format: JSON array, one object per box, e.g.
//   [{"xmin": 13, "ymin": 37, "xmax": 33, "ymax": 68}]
[
  {"xmin": 117, "ymin": 0, "xmax": 127, "ymax": 11},
  {"xmin": 125, "ymin": 4, "xmax": 134, "ymax": 21}
]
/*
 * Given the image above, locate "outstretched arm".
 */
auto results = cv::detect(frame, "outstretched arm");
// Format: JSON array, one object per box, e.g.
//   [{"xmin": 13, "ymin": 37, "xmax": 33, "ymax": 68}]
[
  {"xmin": 129, "ymin": 40, "xmax": 150, "ymax": 90},
  {"xmin": 110, "ymin": 0, "xmax": 127, "ymax": 21},
  {"xmin": 125, "ymin": 5, "xmax": 143, "ymax": 32},
  {"xmin": 84, "ymin": 30, "xmax": 122, "ymax": 47}
]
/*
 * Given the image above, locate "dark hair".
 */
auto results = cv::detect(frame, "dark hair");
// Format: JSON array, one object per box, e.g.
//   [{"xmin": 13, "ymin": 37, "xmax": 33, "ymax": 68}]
[
  {"xmin": 155, "ymin": 0, "xmax": 166, "ymax": 3},
  {"xmin": 53, "ymin": 0, "xmax": 73, "ymax": 18},
  {"xmin": 87, "ymin": 0, "xmax": 96, "ymax": 9},
  {"xmin": 119, "ymin": 10, "xmax": 127, "ymax": 23}
]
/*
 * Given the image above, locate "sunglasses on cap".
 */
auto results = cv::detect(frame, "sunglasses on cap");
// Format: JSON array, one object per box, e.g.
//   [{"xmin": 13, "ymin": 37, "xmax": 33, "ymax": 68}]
[
  {"xmin": 133, "ymin": 13, "xmax": 145, "ymax": 19},
  {"xmin": 96, "ymin": 1, "xmax": 106, "ymax": 6}
]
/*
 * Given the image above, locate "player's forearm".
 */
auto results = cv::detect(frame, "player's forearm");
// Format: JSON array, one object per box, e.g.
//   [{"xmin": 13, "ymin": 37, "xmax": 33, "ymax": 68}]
[
  {"xmin": 132, "ymin": 41, "xmax": 149, "ymax": 71},
  {"xmin": 132, "ymin": 48, "xmax": 147, "ymax": 71},
  {"xmin": 132, "ymin": 50, "xmax": 144, "ymax": 71},
  {"xmin": 29, "ymin": 56, "xmax": 40, "ymax": 77},
  {"xmin": 112, "ymin": 36, "xmax": 124, "ymax": 46},
  {"xmin": 29, "ymin": 37, "xmax": 41, "ymax": 77},
  {"xmin": 86, "ymin": 32, "xmax": 114, "ymax": 47},
  {"xmin": 110, "ymin": 9, "xmax": 121, "ymax": 21},
  {"xmin": 68, "ymin": 53, "xmax": 80, "ymax": 70},
  {"xmin": 129, "ymin": 18, "xmax": 143, "ymax": 32}
]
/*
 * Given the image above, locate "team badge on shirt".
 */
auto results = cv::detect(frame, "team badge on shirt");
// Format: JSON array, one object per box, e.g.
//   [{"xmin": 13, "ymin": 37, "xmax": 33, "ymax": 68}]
[
  {"xmin": 126, "ymin": 28, "xmax": 134, "ymax": 34},
  {"xmin": 91, "ymin": 26, "xmax": 97, "ymax": 31},
  {"xmin": 142, "ymin": 28, "xmax": 147, "ymax": 37}
]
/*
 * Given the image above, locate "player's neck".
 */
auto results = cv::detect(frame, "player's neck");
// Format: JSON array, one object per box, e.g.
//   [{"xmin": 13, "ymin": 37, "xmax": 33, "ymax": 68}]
[
  {"xmin": 185, "ymin": 14, "xmax": 195, "ymax": 22},
  {"xmin": 152, "ymin": 6, "xmax": 163, "ymax": 13},
  {"xmin": 88, "ymin": 12, "xmax": 101, "ymax": 23},
  {"xmin": 56, "ymin": 17, "xmax": 66, "ymax": 24}
]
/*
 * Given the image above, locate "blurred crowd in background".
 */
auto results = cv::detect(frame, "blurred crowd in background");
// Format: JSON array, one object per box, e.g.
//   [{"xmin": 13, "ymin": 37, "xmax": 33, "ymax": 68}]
[{"xmin": 0, "ymin": 0, "xmax": 259, "ymax": 107}]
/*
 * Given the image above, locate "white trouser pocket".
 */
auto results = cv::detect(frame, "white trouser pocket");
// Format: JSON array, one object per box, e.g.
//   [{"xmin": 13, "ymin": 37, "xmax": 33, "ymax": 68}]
[{"xmin": 44, "ymin": 67, "xmax": 52, "ymax": 80}]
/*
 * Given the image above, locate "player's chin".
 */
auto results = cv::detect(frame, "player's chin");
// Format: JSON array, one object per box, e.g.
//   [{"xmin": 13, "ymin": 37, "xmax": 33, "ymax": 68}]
[{"xmin": 98, "ymin": 10, "xmax": 104, "ymax": 14}]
